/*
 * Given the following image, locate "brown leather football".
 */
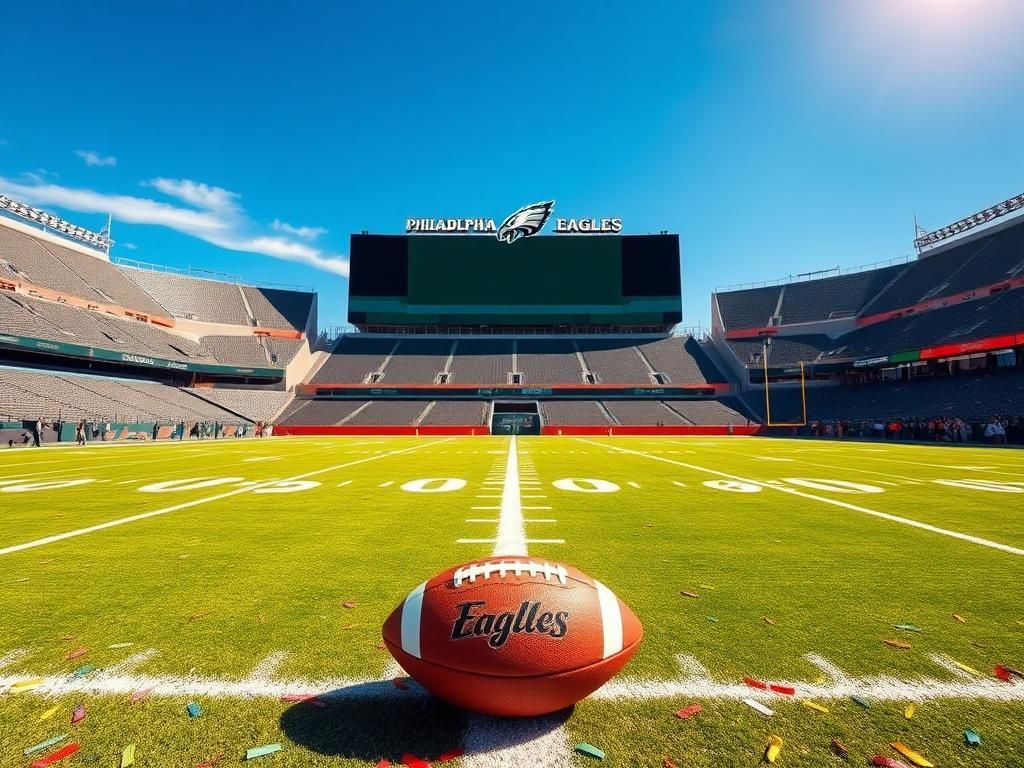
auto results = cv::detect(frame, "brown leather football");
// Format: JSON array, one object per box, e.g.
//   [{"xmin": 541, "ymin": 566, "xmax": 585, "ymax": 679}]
[{"xmin": 382, "ymin": 558, "xmax": 642, "ymax": 716}]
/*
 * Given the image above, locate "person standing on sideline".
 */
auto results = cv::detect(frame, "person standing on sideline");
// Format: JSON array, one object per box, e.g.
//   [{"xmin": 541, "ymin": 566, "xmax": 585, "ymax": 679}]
[
  {"xmin": 75, "ymin": 420, "xmax": 86, "ymax": 446},
  {"xmin": 32, "ymin": 418, "xmax": 42, "ymax": 447}
]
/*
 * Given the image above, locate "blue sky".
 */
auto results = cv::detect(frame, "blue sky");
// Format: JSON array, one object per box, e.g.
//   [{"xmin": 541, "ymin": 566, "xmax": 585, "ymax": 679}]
[{"xmin": 1, "ymin": 0, "xmax": 1022, "ymax": 331}]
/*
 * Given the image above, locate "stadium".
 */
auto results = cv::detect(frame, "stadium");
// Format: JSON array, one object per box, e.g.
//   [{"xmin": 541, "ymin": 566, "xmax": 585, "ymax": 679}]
[{"xmin": 2, "ymin": 3, "xmax": 1024, "ymax": 767}]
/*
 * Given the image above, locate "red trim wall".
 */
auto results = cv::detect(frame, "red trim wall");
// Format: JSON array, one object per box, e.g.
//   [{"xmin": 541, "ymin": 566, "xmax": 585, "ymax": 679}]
[
  {"xmin": 274, "ymin": 425, "xmax": 488, "ymax": 436},
  {"xmin": 919, "ymin": 332, "xmax": 1022, "ymax": 361},
  {"xmin": 541, "ymin": 425, "xmax": 762, "ymax": 436}
]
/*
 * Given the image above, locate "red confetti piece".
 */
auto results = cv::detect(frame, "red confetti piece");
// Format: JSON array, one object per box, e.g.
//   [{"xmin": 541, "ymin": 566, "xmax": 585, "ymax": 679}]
[
  {"xmin": 71, "ymin": 704, "xmax": 86, "ymax": 724},
  {"xmin": 674, "ymin": 704, "xmax": 702, "ymax": 719},
  {"xmin": 769, "ymin": 684, "xmax": 796, "ymax": 696},
  {"xmin": 64, "ymin": 647, "xmax": 88, "ymax": 661},
  {"xmin": 281, "ymin": 693, "xmax": 314, "ymax": 702},
  {"xmin": 883, "ymin": 639, "xmax": 912, "ymax": 650},
  {"xmin": 662, "ymin": 759, "xmax": 679, "ymax": 768},
  {"xmin": 743, "ymin": 676, "xmax": 768, "ymax": 690},
  {"xmin": 30, "ymin": 743, "xmax": 80, "ymax": 768},
  {"xmin": 401, "ymin": 754, "xmax": 429, "ymax": 768},
  {"xmin": 393, "ymin": 677, "xmax": 410, "ymax": 690},
  {"xmin": 830, "ymin": 738, "xmax": 849, "ymax": 759},
  {"xmin": 437, "ymin": 748, "xmax": 464, "ymax": 762},
  {"xmin": 129, "ymin": 687, "xmax": 153, "ymax": 704},
  {"xmin": 196, "ymin": 753, "xmax": 224, "ymax": 768},
  {"xmin": 870, "ymin": 758, "xmax": 911, "ymax": 768},
  {"xmin": 994, "ymin": 665, "xmax": 1013, "ymax": 682},
  {"xmin": 342, "ymin": 601, "xmax": 356, "ymax": 609},
  {"xmin": 375, "ymin": 761, "xmax": 390, "ymax": 768}
]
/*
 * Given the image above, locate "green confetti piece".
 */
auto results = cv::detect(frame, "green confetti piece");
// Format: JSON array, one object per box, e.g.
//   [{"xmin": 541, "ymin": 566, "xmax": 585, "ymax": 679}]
[
  {"xmin": 246, "ymin": 744, "xmax": 282, "ymax": 760},
  {"xmin": 575, "ymin": 743, "xmax": 605, "ymax": 760},
  {"xmin": 965, "ymin": 729, "xmax": 981, "ymax": 747},
  {"xmin": 894, "ymin": 624, "xmax": 923, "ymax": 633},
  {"xmin": 69, "ymin": 665, "xmax": 95, "ymax": 679},
  {"xmin": 706, "ymin": 616, "xmax": 719, "ymax": 622},
  {"xmin": 24, "ymin": 734, "xmax": 68, "ymax": 756}
]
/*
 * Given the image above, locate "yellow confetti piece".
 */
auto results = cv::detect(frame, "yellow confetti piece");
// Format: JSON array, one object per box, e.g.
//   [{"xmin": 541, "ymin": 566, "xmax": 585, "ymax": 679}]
[
  {"xmin": 891, "ymin": 741, "xmax": 934, "ymax": 767},
  {"xmin": 802, "ymin": 700, "xmax": 829, "ymax": 714},
  {"xmin": 904, "ymin": 703, "xmax": 916, "ymax": 719},
  {"xmin": 121, "ymin": 743, "xmax": 136, "ymax": 768},
  {"xmin": 814, "ymin": 675, "xmax": 827, "ymax": 685},
  {"xmin": 953, "ymin": 613, "xmax": 967, "ymax": 624},
  {"xmin": 39, "ymin": 705, "xmax": 60, "ymax": 721},
  {"xmin": 765, "ymin": 735, "xmax": 783, "ymax": 763},
  {"xmin": 952, "ymin": 659, "xmax": 981, "ymax": 676},
  {"xmin": 9, "ymin": 678, "xmax": 44, "ymax": 693}
]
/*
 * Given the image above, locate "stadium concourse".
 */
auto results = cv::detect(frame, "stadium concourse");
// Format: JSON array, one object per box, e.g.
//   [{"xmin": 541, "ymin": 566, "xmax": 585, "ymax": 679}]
[{"xmin": 0, "ymin": 192, "xmax": 1023, "ymax": 443}]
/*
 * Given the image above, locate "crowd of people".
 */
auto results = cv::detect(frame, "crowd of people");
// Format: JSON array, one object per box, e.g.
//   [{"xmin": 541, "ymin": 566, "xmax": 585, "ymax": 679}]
[
  {"xmin": 807, "ymin": 416, "xmax": 1020, "ymax": 444},
  {"xmin": 8, "ymin": 418, "xmax": 275, "ymax": 447}
]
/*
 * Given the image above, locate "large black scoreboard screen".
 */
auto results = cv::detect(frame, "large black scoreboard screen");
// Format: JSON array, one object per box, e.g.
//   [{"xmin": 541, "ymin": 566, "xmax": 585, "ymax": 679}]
[{"xmin": 347, "ymin": 234, "xmax": 681, "ymax": 327}]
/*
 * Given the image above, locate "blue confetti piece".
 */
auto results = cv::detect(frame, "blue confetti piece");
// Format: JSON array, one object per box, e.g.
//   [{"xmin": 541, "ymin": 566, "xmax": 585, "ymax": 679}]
[
  {"xmin": 246, "ymin": 744, "xmax": 282, "ymax": 760},
  {"xmin": 186, "ymin": 702, "xmax": 202, "ymax": 718},
  {"xmin": 964, "ymin": 729, "xmax": 981, "ymax": 747},
  {"xmin": 69, "ymin": 664, "xmax": 95, "ymax": 679},
  {"xmin": 850, "ymin": 695, "xmax": 870, "ymax": 708}
]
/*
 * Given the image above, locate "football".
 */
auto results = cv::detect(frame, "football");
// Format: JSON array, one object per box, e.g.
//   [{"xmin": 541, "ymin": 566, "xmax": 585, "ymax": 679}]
[{"xmin": 382, "ymin": 558, "xmax": 643, "ymax": 716}]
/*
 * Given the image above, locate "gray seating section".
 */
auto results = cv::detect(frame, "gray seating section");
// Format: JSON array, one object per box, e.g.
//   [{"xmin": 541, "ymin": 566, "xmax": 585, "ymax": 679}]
[
  {"xmin": 539, "ymin": 400, "xmax": 610, "ymax": 425},
  {"xmin": 380, "ymin": 339, "xmax": 453, "ymax": 384},
  {"xmin": 277, "ymin": 399, "xmax": 370, "ymax": 425},
  {"xmin": 183, "ymin": 388, "xmax": 292, "ymax": 422},
  {"xmin": 577, "ymin": 340, "xmax": 651, "ymax": 383},
  {"xmin": 200, "ymin": 335, "xmax": 271, "ymax": 367},
  {"xmin": 448, "ymin": 340, "xmax": 513, "ymax": 384},
  {"xmin": 0, "ymin": 223, "xmax": 163, "ymax": 315},
  {"xmin": 120, "ymin": 267, "xmax": 252, "ymax": 325},
  {"xmin": 639, "ymin": 336, "xmax": 728, "ymax": 384},
  {"xmin": 728, "ymin": 335, "xmax": 838, "ymax": 366},
  {"xmin": 241, "ymin": 286, "xmax": 314, "ymax": 331},
  {"xmin": 344, "ymin": 400, "xmax": 430, "ymax": 425},
  {"xmin": 418, "ymin": 400, "xmax": 489, "ymax": 425},
  {"xmin": 865, "ymin": 219, "xmax": 1024, "ymax": 316},
  {"xmin": 312, "ymin": 336, "xmax": 396, "ymax": 383},
  {"xmin": 715, "ymin": 285, "xmax": 782, "ymax": 329},
  {"xmin": 264, "ymin": 336, "xmax": 304, "ymax": 366},
  {"xmin": 778, "ymin": 265, "xmax": 905, "ymax": 324},
  {"xmin": 517, "ymin": 340, "xmax": 583, "ymax": 384},
  {"xmin": 0, "ymin": 367, "xmax": 242, "ymax": 422},
  {"xmin": 602, "ymin": 400, "xmax": 686, "ymax": 424},
  {"xmin": 663, "ymin": 399, "xmax": 748, "ymax": 425}
]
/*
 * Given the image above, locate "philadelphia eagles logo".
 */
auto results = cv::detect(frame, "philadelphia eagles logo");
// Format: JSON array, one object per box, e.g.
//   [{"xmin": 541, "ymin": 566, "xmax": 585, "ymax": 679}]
[{"xmin": 496, "ymin": 200, "xmax": 554, "ymax": 244}]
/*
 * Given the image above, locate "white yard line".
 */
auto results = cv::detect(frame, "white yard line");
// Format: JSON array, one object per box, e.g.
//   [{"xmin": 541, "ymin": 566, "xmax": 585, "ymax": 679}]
[
  {"xmin": 578, "ymin": 439, "xmax": 1024, "ymax": 557},
  {"xmin": 492, "ymin": 436, "xmax": 527, "ymax": 557},
  {"xmin": 0, "ymin": 439, "xmax": 452, "ymax": 556}
]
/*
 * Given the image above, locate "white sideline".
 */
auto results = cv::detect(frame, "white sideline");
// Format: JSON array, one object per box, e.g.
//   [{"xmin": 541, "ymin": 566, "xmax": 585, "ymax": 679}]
[
  {"xmin": 2, "ymin": 648, "xmax": 1020, "ymax": 704},
  {"xmin": 577, "ymin": 439, "xmax": 1024, "ymax": 557},
  {"xmin": 0, "ymin": 439, "xmax": 452, "ymax": 556}
]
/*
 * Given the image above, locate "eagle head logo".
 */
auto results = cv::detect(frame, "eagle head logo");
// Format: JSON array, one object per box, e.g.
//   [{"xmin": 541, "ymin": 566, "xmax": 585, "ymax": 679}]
[{"xmin": 496, "ymin": 200, "xmax": 554, "ymax": 244}]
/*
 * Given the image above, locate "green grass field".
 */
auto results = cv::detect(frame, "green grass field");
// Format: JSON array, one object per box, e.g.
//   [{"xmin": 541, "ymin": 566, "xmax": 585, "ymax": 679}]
[{"xmin": 1, "ymin": 435, "xmax": 1022, "ymax": 767}]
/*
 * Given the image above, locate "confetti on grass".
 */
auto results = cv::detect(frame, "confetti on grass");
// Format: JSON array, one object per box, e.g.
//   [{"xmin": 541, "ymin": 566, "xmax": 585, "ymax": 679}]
[
  {"xmin": 662, "ymin": 759, "xmax": 679, "ymax": 768},
  {"xmin": 769, "ymin": 684, "xmax": 795, "ymax": 696},
  {"xmin": 129, "ymin": 687, "xmax": 154, "ymax": 704},
  {"xmin": 742, "ymin": 698, "xmax": 774, "ymax": 716},
  {"xmin": 108, "ymin": 643, "xmax": 134, "ymax": 649},
  {"xmin": 830, "ymin": 738, "xmax": 849, "ymax": 759},
  {"xmin": 30, "ymin": 743, "xmax": 80, "ymax": 768},
  {"xmin": 64, "ymin": 647, "xmax": 88, "ymax": 661},
  {"xmin": 953, "ymin": 614, "xmax": 967, "ymax": 624},
  {"xmin": 342, "ymin": 601, "xmax": 356, "ymax": 609},
  {"xmin": 851, "ymin": 695, "xmax": 870, "ymax": 708},
  {"xmin": 883, "ymin": 639, "xmax": 912, "ymax": 650},
  {"xmin": 765, "ymin": 735, "xmax": 783, "ymax": 763},
  {"xmin": 706, "ymin": 616, "xmax": 719, "ymax": 623},
  {"xmin": 196, "ymin": 753, "xmax": 225, "ymax": 768},
  {"xmin": 894, "ymin": 624, "xmax": 923, "ymax": 633},
  {"xmin": 400, "ymin": 754, "xmax": 428, "ymax": 768},
  {"xmin": 437, "ymin": 748, "xmax": 464, "ymax": 762},
  {"xmin": 374, "ymin": 761, "xmax": 390, "ymax": 768},
  {"xmin": 870, "ymin": 758, "xmax": 910, "ymax": 768},
  {"xmin": 763, "ymin": 617, "xmax": 776, "ymax": 626},
  {"xmin": 802, "ymin": 700, "xmax": 828, "ymax": 714},
  {"xmin": 245, "ymin": 744, "xmax": 282, "ymax": 761},
  {"xmin": 890, "ymin": 742, "xmax": 934, "ymax": 767},
  {"xmin": 121, "ymin": 744, "xmax": 136, "ymax": 768},
  {"xmin": 964, "ymin": 730, "xmax": 981, "ymax": 747},
  {"xmin": 743, "ymin": 676, "xmax": 768, "ymax": 690},
  {"xmin": 680, "ymin": 591, "xmax": 700, "ymax": 599},
  {"xmin": 39, "ymin": 705, "xmax": 60, "ymax": 721},
  {"xmin": 69, "ymin": 665, "xmax": 94, "ymax": 679},
  {"xmin": 903, "ymin": 704, "xmax": 915, "ymax": 719},
  {"xmin": 575, "ymin": 743, "xmax": 605, "ymax": 760},
  {"xmin": 24, "ymin": 735, "xmax": 69, "ymax": 756},
  {"xmin": 71, "ymin": 705, "xmax": 86, "ymax": 724},
  {"xmin": 951, "ymin": 659, "xmax": 981, "ymax": 676},
  {"xmin": 10, "ymin": 678, "xmax": 44, "ymax": 692},
  {"xmin": 186, "ymin": 702, "xmax": 202, "ymax": 718},
  {"xmin": 674, "ymin": 704, "xmax": 702, "ymax": 719}
]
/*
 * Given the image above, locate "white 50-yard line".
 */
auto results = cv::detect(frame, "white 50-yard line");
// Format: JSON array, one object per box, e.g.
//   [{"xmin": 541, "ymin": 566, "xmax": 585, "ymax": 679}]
[{"xmin": 0, "ymin": 438, "xmax": 452, "ymax": 556}]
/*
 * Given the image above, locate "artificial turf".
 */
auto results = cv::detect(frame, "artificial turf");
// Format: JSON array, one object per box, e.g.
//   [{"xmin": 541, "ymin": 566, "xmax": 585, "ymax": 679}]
[{"xmin": 0, "ymin": 435, "xmax": 1022, "ymax": 767}]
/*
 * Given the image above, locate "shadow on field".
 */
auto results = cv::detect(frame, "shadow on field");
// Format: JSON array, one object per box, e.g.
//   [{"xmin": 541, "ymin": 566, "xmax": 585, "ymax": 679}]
[{"xmin": 279, "ymin": 680, "xmax": 572, "ymax": 762}]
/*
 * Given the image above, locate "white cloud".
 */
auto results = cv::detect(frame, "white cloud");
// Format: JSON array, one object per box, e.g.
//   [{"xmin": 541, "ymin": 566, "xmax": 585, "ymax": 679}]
[
  {"xmin": 75, "ymin": 150, "xmax": 117, "ymax": 168},
  {"xmin": 0, "ymin": 175, "xmax": 348, "ymax": 277},
  {"xmin": 271, "ymin": 218, "xmax": 328, "ymax": 240}
]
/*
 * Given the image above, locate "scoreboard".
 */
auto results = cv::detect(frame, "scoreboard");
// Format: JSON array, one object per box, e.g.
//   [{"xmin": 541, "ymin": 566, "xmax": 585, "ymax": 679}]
[{"xmin": 347, "ymin": 233, "xmax": 681, "ymax": 328}]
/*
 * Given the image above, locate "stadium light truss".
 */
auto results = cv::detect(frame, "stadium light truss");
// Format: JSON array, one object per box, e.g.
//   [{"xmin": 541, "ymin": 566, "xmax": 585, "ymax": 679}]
[
  {"xmin": 914, "ymin": 191, "xmax": 1024, "ymax": 251},
  {"xmin": 0, "ymin": 194, "xmax": 113, "ymax": 252}
]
